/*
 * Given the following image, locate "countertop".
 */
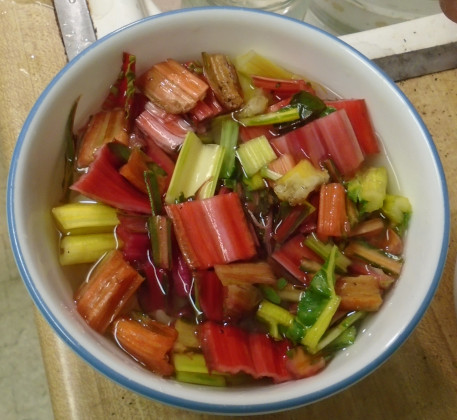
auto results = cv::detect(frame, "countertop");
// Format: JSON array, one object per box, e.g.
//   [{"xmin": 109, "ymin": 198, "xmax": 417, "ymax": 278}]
[{"xmin": 2, "ymin": 1, "xmax": 457, "ymax": 419}]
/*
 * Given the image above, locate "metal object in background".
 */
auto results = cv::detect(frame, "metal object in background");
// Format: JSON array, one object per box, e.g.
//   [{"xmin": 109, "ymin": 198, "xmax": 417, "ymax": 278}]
[
  {"xmin": 373, "ymin": 42, "xmax": 457, "ymax": 81},
  {"xmin": 54, "ymin": 0, "xmax": 97, "ymax": 61},
  {"xmin": 53, "ymin": 1, "xmax": 457, "ymax": 81}
]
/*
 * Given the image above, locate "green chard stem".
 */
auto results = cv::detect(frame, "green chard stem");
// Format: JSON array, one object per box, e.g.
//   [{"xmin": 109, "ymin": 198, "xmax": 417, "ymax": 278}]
[{"xmin": 288, "ymin": 245, "xmax": 341, "ymax": 354}]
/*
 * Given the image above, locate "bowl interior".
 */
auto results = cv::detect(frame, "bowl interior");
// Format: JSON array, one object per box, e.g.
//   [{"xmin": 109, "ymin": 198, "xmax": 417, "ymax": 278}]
[{"xmin": 7, "ymin": 7, "xmax": 449, "ymax": 415}]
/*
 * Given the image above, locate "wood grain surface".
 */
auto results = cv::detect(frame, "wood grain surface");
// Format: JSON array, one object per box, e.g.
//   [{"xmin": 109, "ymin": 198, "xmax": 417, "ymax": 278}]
[{"xmin": 2, "ymin": 2, "xmax": 457, "ymax": 419}]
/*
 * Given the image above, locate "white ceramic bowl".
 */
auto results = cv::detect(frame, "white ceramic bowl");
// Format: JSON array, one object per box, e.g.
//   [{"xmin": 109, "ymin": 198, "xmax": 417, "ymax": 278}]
[{"xmin": 7, "ymin": 7, "xmax": 449, "ymax": 415}]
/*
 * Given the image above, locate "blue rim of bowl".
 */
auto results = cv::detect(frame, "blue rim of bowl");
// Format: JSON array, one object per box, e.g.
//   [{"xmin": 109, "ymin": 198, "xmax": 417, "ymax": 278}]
[{"xmin": 6, "ymin": 6, "xmax": 450, "ymax": 415}]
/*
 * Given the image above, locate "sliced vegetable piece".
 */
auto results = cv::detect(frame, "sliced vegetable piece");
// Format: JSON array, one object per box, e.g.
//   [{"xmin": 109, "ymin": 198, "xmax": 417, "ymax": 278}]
[
  {"xmin": 75, "ymin": 250, "xmax": 144, "ymax": 333},
  {"xmin": 236, "ymin": 135, "xmax": 277, "ymax": 177},
  {"xmin": 52, "ymin": 202, "xmax": 119, "ymax": 235},
  {"xmin": 116, "ymin": 221, "xmax": 150, "ymax": 264},
  {"xmin": 234, "ymin": 50, "xmax": 300, "ymax": 79},
  {"xmin": 214, "ymin": 262, "xmax": 276, "ymax": 285},
  {"xmin": 344, "ymin": 241, "xmax": 403, "ymax": 276},
  {"xmin": 223, "ymin": 283, "xmax": 263, "ymax": 320},
  {"xmin": 285, "ymin": 346, "xmax": 325, "ymax": 379},
  {"xmin": 137, "ymin": 260, "xmax": 169, "ymax": 312},
  {"xmin": 165, "ymin": 131, "xmax": 224, "ymax": 204},
  {"xmin": 348, "ymin": 217, "xmax": 385, "ymax": 238},
  {"xmin": 275, "ymin": 91, "xmax": 327, "ymax": 133},
  {"xmin": 218, "ymin": 117, "xmax": 239, "ymax": 178},
  {"xmin": 303, "ymin": 233, "xmax": 351, "ymax": 273},
  {"xmin": 112, "ymin": 316, "xmax": 177, "ymax": 376},
  {"xmin": 236, "ymin": 91, "xmax": 269, "ymax": 119},
  {"xmin": 71, "ymin": 145, "xmax": 152, "ymax": 214},
  {"xmin": 102, "ymin": 51, "xmax": 137, "ymax": 123},
  {"xmin": 239, "ymin": 124, "xmax": 275, "ymax": 142},
  {"xmin": 174, "ymin": 319, "xmax": 200, "ymax": 351},
  {"xmin": 256, "ymin": 299, "xmax": 295, "ymax": 339},
  {"xmin": 139, "ymin": 128, "xmax": 175, "ymax": 182},
  {"xmin": 291, "ymin": 245, "xmax": 341, "ymax": 353},
  {"xmin": 315, "ymin": 109, "xmax": 364, "ymax": 177},
  {"xmin": 270, "ymin": 120, "xmax": 327, "ymax": 169},
  {"xmin": 144, "ymin": 168, "xmax": 164, "ymax": 216},
  {"xmin": 196, "ymin": 270, "xmax": 224, "ymax": 322},
  {"xmin": 350, "ymin": 261, "xmax": 395, "ymax": 290},
  {"xmin": 347, "ymin": 167, "xmax": 388, "ymax": 213},
  {"xmin": 200, "ymin": 321, "xmax": 256, "ymax": 376},
  {"xmin": 135, "ymin": 101, "xmax": 193, "ymax": 153},
  {"xmin": 238, "ymin": 107, "xmax": 300, "ymax": 127},
  {"xmin": 165, "ymin": 192, "xmax": 257, "ymax": 269},
  {"xmin": 148, "ymin": 215, "xmax": 172, "ymax": 270},
  {"xmin": 274, "ymin": 160, "xmax": 329, "ymax": 206},
  {"xmin": 268, "ymin": 153, "xmax": 296, "ymax": 176},
  {"xmin": 138, "ymin": 58, "xmax": 209, "ymax": 114},
  {"xmin": 317, "ymin": 310, "xmax": 365, "ymax": 352},
  {"xmin": 173, "ymin": 353, "xmax": 227, "ymax": 387},
  {"xmin": 175, "ymin": 371, "xmax": 227, "ymax": 387},
  {"xmin": 173, "ymin": 352, "xmax": 209, "ymax": 374},
  {"xmin": 59, "ymin": 233, "xmax": 118, "ymax": 266},
  {"xmin": 335, "ymin": 275, "xmax": 383, "ymax": 311},
  {"xmin": 77, "ymin": 109, "xmax": 129, "ymax": 168},
  {"xmin": 317, "ymin": 183, "xmax": 350, "ymax": 238},
  {"xmin": 259, "ymin": 166, "xmax": 282, "ymax": 182},
  {"xmin": 325, "ymin": 99, "xmax": 380, "ymax": 155},
  {"xmin": 273, "ymin": 201, "xmax": 315, "ymax": 244},
  {"xmin": 321, "ymin": 325, "xmax": 357, "ymax": 354},
  {"xmin": 119, "ymin": 148, "xmax": 151, "ymax": 195},
  {"xmin": 277, "ymin": 283, "xmax": 303, "ymax": 302},
  {"xmin": 170, "ymin": 250, "xmax": 194, "ymax": 298},
  {"xmin": 202, "ymin": 52, "xmax": 244, "ymax": 110},
  {"xmin": 382, "ymin": 194, "xmax": 412, "ymax": 232},
  {"xmin": 252, "ymin": 76, "xmax": 315, "ymax": 95},
  {"xmin": 188, "ymin": 88, "xmax": 224, "ymax": 122},
  {"xmin": 378, "ymin": 227, "xmax": 404, "ymax": 255},
  {"xmin": 62, "ymin": 98, "xmax": 78, "ymax": 199},
  {"xmin": 242, "ymin": 172, "xmax": 266, "ymax": 191},
  {"xmin": 272, "ymin": 233, "xmax": 321, "ymax": 284},
  {"xmin": 248, "ymin": 333, "xmax": 292, "ymax": 383}
]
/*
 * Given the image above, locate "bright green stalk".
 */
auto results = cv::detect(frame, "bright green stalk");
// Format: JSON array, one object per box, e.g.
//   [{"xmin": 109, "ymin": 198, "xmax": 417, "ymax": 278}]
[
  {"xmin": 256, "ymin": 299, "xmax": 294, "ymax": 339},
  {"xmin": 173, "ymin": 353, "xmax": 209, "ymax": 374},
  {"xmin": 302, "ymin": 295, "xmax": 341, "ymax": 353},
  {"xmin": 322, "ymin": 326, "xmax": 357, "ymax": 354},
  {"xmin": 175, "ymin": 371, "xmax": 226, "ymax": 387},
  {"xmin": 165, "ymin": 132, "xmax": 224, "ymax": 204},
  {"xmin": 304, "ymin": 233, "xmax": 351, "ymax": 273},
  {"xmin": 288, "ymin": 245, "xmax": 341, "ymax": 354},
  {"xmin": 219, "ymin": 118, "xmax": 239, "ymax": 178},
  {"xmin": 317, "ymin": 311, "xmax": 366, "ymax": 352},
  {"xmin": 238, "ymin": 107, "xmax": 300, "ymax": 127},
  {"xmin": 147, "ymin": 215, "xmax": 172, "ymax": 270},
  {"xmin": 173, "ymin": 353, "xmax": 226, "ymax": 387},
  {"xmin": 236, "ymin": 135, "xmax": 277, "ymax": 177},
  {"xmin": 144, "ymin": 169, "xmax": 163, "ymax": 215}
]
